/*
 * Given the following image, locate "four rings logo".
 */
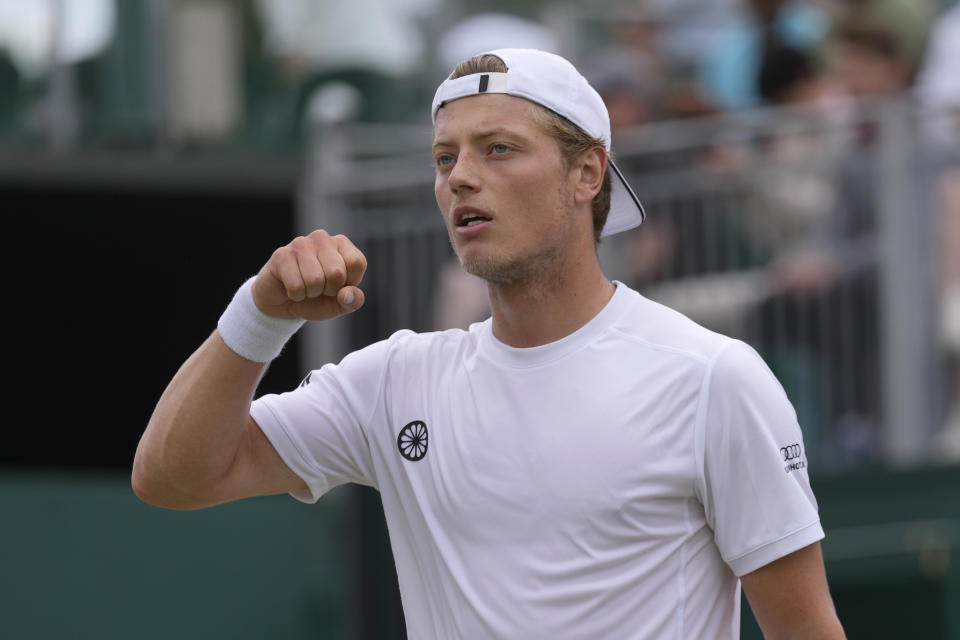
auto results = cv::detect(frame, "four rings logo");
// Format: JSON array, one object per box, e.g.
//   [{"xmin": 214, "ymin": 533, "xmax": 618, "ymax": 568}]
[
  {"xmin": 397, "ymin": 420, "xmax": 429, "ymax": 462},
  {"xmin": 780, "ymin": 443, "xmax": 802, "ymax": 461},
  {"xmin": 781, "ymin": 442, "xmax": 805, "ymax": 473}
]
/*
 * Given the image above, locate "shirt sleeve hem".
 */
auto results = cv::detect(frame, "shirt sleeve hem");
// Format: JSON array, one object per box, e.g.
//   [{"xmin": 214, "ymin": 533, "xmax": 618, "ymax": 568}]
[
  {"xmin": 250, "ymin": 401, "xmax": 330, "ymax": 504},
  {"xmin": 727, "ymin": 520, "xmax": 826, "ymax": 577}
]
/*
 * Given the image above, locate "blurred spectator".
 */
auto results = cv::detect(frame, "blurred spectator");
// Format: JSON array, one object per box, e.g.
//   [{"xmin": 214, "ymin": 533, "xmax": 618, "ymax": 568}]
[
  {"xmin": 757, "ymin": 38, "xmax": 836, "ymax": 107},
  {"xmin": 585, "ymin": 56, "xmax": 654, "ymax": 130},
  {"xmin": 822, "ymin": 19, "xmax": 913, "ymax": 281},
  {"xmin": 581, "ymin": 13, "xmax": 661, "ymax": 131},
  {"xmin": 698, "ymin": 0, "xmax": 828, "ymax": 110},
  {"xmin": 254, "ymin": 0, "xmax": 436, "ymax": 77},
  {"xmin": 436, "ymin": 13, "xmax": 558, "ymax": 75},
  {"xmin": 840, "ymin": 0, "xmax": 935, "ymax": 81},
  {"xmin": 646, "ymin": 34, "xmax": 850, "ymax": 295},
  {"xmin": 647, "ymin": 0, "xmax": 743, "ymax": 68},
  {"xmin": 251, "ymin": 0, "xmax": 439, "ymax": 128},
  {"xmin": 0, "ymin": 0, "xmax": 115, "ymax": 78},
  {"xmin": 745, "ymin": 16, "xmax": 924, "ymax": 464},
  {"xmin": 0, "ymin": 0, "xmax": 115, "ymax": 144},
  {"xmin": 752, "ymin": 39, "xmax": 852, "ymax": 267},
  {"xmin": 757, "ymin": 40, "xmax": 819, "ymax": 105},
  {"xmin": 830, "ymin": 18, "xmax": 912, "ymax": 99},
  {"xmin": 915, "ymin": 2, "xmax": 960, "ymax": 146}
]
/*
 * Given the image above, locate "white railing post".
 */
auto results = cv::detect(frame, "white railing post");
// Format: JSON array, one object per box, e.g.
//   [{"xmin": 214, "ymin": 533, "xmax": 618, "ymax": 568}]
[
  {"xmin": 296, "ymin": 84, "xmax": 363, "ymax": 369},
  {"xmin": 878, "ymin": 98, "xmax": 937, "ymax": 463}
]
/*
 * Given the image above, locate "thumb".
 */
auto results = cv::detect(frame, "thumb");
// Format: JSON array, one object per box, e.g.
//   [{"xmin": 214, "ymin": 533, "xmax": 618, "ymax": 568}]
[{"xmin": 337, "ymin": 286, "xmax": 365, "ymax": 314}]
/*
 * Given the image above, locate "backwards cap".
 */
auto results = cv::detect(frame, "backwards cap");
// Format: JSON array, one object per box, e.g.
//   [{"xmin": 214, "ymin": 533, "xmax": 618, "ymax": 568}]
[{"xmin": 431, "ymin": 48, "xmax": 644, "ymax": 237}]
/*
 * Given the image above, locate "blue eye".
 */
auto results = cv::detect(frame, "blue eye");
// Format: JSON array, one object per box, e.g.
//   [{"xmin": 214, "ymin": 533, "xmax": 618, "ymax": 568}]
[
  {"xmin": 492, "ymin": 144, "xmax": 510, "ymax": 154},
  {"xmin": 435, "ymin": 154, "xmax": 454, "ymax": 168}
]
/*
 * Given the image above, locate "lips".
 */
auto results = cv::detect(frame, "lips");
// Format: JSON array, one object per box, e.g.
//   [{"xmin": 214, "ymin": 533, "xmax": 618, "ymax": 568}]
[
  {"xmin": 454, "ymin": 206, "xmax": 492, "ymax": 228},
  {"xmin": 459, "ymin": 213, "xmax": 491, "ymax": 227}
]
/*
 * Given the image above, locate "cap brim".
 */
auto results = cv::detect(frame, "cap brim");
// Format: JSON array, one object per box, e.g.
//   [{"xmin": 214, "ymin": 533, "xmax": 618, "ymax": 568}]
[{"xmin": 601, "ymin": 159, "xmax": 645, "ymax": 237}]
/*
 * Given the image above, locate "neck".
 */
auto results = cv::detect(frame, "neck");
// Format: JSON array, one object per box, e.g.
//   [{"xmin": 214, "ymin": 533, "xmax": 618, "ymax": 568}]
[{"xmin": 486, "ymin": 248, "xmax": 615, "ymax": 348}]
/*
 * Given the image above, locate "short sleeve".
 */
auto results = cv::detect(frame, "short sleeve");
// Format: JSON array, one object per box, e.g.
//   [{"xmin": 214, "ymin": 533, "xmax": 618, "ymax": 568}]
[
  {"xmin": 251, "ymin": 336, "xmax": 399, "ymax": 503},
  {"xmin": 696, "ymin": 340, "xmax": 824, "ymax": 576}
]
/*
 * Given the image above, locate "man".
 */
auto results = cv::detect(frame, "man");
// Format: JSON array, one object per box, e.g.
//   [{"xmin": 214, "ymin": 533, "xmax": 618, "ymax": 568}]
[{"xmin": 133, "ymin": 49, "xmax": 844, "ymax": 638}]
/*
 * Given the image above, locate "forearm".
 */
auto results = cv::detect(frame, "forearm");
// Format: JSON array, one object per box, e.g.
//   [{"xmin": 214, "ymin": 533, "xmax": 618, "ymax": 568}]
[
  {"xmin": 757, "ymin": 611, "xmax": 845, "ymax": 640},
  {"xmin": 743, "ymin": 543, "xmax": 845, "ymax": 640},
  {"xmin": 132, "ymin": 330, "xmax": 267, "ymax": 508},
  {"xmin": 133, "ymin": 230, "xmax": 367, "ymax": 509}
]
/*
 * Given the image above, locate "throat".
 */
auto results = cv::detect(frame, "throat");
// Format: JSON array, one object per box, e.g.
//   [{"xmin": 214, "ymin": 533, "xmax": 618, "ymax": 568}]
[{"xmin": 488, "ymin": 271, "xmax": 615, "ymax": 348}]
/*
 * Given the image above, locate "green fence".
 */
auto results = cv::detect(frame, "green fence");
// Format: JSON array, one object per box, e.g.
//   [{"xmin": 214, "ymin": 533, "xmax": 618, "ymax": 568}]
[
  {"xmin": 743, "ymin": 464, "xmax": 960, "ymax": 639},
  {"xmin": 0, "ymin": 471, "xmax": 352, "ymax": 640},
  {"xmin": 3, "ymin": 465, "xmax": 960, "ymax": 639}
]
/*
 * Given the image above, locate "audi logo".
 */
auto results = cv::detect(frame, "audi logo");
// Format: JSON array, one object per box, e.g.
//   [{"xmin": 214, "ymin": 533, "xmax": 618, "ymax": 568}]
[{"xmin": 780, "ymin": 443, "xmax": 802, "ymax": 461}]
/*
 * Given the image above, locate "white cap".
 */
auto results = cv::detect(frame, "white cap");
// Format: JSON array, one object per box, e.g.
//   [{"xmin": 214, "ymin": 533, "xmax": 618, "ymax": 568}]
[{"xmin": 431, "ymin": 48, "xmax": 645, "ymax": 237}]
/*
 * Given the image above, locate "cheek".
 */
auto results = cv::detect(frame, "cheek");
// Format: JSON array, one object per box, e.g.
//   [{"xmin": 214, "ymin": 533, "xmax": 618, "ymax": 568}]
[
  {"xmin": 501, "ymin": 163, "xmax": 566, "ymax": 207},
  {"xmin": 434, "ymin": 176, "xmax": 450, "ymax": 210}
]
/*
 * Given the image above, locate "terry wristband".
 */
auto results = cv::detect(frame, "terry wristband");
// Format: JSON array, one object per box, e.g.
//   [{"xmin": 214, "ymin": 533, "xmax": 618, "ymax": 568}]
[{"xmin": 217, "ymin": 277, "xmax": 305, "ymax": 363}]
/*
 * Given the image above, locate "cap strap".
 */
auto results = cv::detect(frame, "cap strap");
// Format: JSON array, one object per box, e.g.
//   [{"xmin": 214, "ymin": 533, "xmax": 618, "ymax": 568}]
[{"xmin": 432, "ymin": 72, "xmax": 509, "ymax": 120}]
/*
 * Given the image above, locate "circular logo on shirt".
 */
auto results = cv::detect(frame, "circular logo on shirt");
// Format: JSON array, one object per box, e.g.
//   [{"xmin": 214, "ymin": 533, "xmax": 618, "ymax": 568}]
[{"xmin": 397, "ymin": 420, "xmax": 428, "ymax": 461}]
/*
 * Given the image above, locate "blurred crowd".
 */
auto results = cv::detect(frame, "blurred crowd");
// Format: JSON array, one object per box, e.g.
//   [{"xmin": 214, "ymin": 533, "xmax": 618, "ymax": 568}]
[
  {"xmin": 1, "ymin": 1, "xmax": 958, "ymax": 145},
  {"xmin": 429, "ymin": 0, "xmax": 960, "ymax": 467},
  {"xmin": 0, "ymin": 0, "xmax": 957, "ymax": 467}
]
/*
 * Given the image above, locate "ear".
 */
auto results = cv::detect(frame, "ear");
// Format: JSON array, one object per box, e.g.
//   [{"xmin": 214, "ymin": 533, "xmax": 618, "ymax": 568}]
[{"xmin": 572, "ymin": 147, "xmax": 607, "ymax": 206}]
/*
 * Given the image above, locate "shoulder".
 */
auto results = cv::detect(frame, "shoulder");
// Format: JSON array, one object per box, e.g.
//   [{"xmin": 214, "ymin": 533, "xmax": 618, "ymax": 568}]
[
  {"xmin": 609, "ymin": 285, "xmax": 736, "ymax": 366},
  {"xmin": 294, "ymin": 326, "xmax": 483, "ymax": 404},
  {"xmin": 384, "ymin": 323, "xmax": 481, "ymax": 351},
  {"xmin": 367, "ymin": 323, "xmax": 484, "ymax": 367},
  {"xmin": 697, "ymin": 339, "xmax": 796, "ymax": 432}
]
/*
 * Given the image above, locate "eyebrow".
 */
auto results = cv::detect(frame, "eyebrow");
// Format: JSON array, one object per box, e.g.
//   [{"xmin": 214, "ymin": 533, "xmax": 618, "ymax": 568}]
[{"xmin": 432, "ymin": 127, "xmax": 531, "ymax": 150}]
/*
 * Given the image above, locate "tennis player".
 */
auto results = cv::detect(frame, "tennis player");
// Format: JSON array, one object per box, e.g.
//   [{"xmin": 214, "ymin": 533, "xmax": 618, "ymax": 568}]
[{"xmin": 134, "ymin": 49, "xmax": 845, "ymax": 639}]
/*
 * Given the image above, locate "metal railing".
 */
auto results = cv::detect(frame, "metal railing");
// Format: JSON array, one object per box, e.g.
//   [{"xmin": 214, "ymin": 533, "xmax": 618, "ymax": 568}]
[{"xmin": 298, "ymin": 96, "xmax": 960, "ymax": 471}]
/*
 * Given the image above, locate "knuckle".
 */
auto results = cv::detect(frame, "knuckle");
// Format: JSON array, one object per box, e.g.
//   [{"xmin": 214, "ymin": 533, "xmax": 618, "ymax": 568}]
[
  {"xmin": 285, "ymin": 281, "xmax": 306, "ymax": 299},
  {"xmin": 335, "ymin": 234, "xmax": 360, "ymax": 253},
  {"xmin": 346, "ymin": 245, "xmax": 365, "ymax": 265},
  {"xmin": 273, "ymin": 245, "xmax": 298, "ymax": 265},
  {"xmin": 354, "ymin": 253, "xmax": 368, "ymax": 272},
  {"xmin": 289, "ymin": 236, "xmax": 310, "ymax": 252},
  {"xmin": 309, "ymin": 229, "xmax": 331, "ymax": 243},
  {"xmin": 303, "ymin": 271, "xmax": 325, "ymax": 287},
  {"xmin": 327, "ymin": 265, "xmax": 347, "ymax": 284}
]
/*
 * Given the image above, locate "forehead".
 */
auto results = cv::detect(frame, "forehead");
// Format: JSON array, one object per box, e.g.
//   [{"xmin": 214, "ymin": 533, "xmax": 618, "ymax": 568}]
[{"xmin": 432, "ymin": 93, "xmax": 547, "ymax": 142}]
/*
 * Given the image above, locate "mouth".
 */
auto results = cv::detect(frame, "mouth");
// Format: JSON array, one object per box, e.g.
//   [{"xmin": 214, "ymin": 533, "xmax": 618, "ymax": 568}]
[{"xmin": 454, "ymin": 207, "xmax": 492, "ymax": 228}]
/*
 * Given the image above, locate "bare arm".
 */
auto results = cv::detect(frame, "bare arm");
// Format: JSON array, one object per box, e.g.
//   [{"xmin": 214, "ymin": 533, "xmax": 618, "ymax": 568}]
[
  {"xmin": 132, "ymin": 231, "xmax": 367, "ymax": 510},
  {"xmin": 741, "ymin": 542, "xmax": 845, "ymax": 639}
]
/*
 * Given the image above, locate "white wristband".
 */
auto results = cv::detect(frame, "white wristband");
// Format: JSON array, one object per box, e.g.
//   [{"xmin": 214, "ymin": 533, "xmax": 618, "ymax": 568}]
[{"xmin": 217, "ymin": 277, "xmax": 306, "ymax": 363}]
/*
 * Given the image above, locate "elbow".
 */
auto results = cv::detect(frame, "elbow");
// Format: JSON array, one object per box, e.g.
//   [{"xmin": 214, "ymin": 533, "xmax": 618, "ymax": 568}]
[
  {"xmin": 131, "ymin": 426, "xmax": 175, "ymax": 507},
  {"xmin": 130, "ymin": 456, "xmax": 169, "ymax": 508},
  {"xmin": 130, "ymin": 455, "xmax": 205, "ymax": 511}
]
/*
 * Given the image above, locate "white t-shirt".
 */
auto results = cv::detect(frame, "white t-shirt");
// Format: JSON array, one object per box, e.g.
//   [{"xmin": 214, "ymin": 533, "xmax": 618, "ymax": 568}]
[{"xmin": 251, "ymin": 282, "xmax": 823, "ymax": 639}]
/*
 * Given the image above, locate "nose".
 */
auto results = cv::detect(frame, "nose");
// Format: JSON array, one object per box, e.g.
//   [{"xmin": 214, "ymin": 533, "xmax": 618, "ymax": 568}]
[{"xmin": 447, "ymin": 151, "xmax": 480, "ymax": 194}]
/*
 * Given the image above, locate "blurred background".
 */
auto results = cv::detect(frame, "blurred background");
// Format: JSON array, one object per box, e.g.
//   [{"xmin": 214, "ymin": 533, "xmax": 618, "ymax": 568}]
[{"xmin": 1, "ymin": 0, "xmax": 959, "ymax": 637}]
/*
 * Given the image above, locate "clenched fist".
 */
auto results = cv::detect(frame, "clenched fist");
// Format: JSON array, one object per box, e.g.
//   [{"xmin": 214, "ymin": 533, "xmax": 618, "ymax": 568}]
[{"xmin": 252, "ymin": 230, "xmax": 367, "ymax": 322}]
